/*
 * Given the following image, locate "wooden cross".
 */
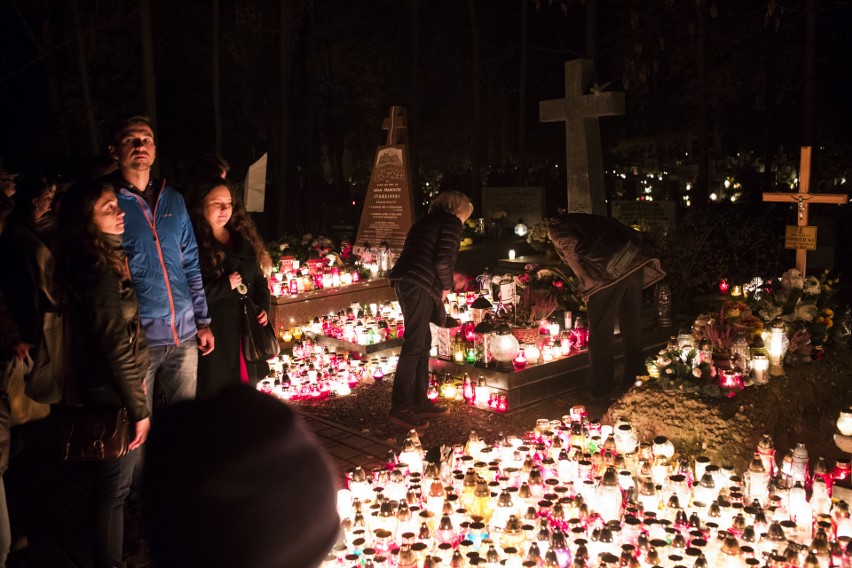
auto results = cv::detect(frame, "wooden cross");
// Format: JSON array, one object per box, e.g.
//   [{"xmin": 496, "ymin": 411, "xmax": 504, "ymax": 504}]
[
  {"xmin": 540, "ymin": 59, "xmax": 625, "ymax": 216},
  {"xmin": 382, "ymin": 105, "xmax": 407, "ymax": 146},
  {"xmin": 762, "ymin": 146, "xmax": 848, "ymax": 276}
]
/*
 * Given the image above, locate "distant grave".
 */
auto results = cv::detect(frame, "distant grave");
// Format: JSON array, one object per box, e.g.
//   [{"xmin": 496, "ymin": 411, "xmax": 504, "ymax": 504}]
[
  {"xmin": 611, "ymin": 200, "xmax": 676, "ymax": 237},
  {"xmin": 482, "ymin": 186, "xmax": 545, "ymax": 227}
]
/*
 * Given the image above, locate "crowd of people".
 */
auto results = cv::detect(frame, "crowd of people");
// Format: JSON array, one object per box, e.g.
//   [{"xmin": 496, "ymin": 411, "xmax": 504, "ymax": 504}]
[{"xmin": 0, "ymin": 114, "xmax": 338, "ymax": 567}]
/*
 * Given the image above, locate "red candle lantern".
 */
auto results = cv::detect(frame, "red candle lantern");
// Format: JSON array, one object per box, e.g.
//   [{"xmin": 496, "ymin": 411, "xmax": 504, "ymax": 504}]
[
  {"xmin": 719, "ymin": 279, "xmax": 730, "ymax": 295},
  {"xmin": 720, "ymin": 370, "xmax": 743, "ymax": 397},
  {"xmin": 497, "ymin": 395, "xmax": 508, "ymax": 413},
  {"xmin": 289, "ymin": 279, "xmax": 299, "ymax": 295},
  {"xmin": 513, "ymin": 349, "xmax": 527, "ymax": 370}
]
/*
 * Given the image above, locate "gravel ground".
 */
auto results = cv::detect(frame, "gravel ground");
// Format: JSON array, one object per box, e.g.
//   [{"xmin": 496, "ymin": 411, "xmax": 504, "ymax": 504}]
[{"xmin": 291, "ymin": 344, "xmax": 852, "ymax": 472}]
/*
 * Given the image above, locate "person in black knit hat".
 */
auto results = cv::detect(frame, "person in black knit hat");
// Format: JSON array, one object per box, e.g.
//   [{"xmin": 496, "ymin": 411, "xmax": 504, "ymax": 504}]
[{"xmin": 141, "ymin": 384, "xmax": 340, "ymax": 567}]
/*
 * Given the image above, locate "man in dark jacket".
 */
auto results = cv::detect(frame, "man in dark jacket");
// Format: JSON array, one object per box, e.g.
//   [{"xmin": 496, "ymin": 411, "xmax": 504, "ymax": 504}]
[
  {"xmin": 548, "ymin": 214, "xmax": 665, "ymax": 399},
  {"xmin": 388, "ymin": 191, "xmax": 473, "ymax": 430}
]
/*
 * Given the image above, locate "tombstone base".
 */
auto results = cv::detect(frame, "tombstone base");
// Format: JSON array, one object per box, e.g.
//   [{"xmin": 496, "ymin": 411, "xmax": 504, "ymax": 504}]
[{"xmin": 431, "ymin": 326, "xmax": 671, "ymax": 413}]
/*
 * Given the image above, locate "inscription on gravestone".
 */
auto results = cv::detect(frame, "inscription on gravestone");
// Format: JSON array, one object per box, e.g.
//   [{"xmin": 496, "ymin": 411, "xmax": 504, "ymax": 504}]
[{"xmin": 354, "ymin": 106, "xmax": 415, "ymax": 256}]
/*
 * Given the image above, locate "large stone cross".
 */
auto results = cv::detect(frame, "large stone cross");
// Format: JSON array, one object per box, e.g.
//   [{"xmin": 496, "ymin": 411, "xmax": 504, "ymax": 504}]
[
  {"xmin": 540, "ymin": 59, "xmax": 625, "ymax": 216},
  {"xmin": 382, "ymin": 105, "xmax": 408, "ymax": 146},
  {"xmin": 763, "ymin": 146, "xmax": 848, "ymax": 276}
]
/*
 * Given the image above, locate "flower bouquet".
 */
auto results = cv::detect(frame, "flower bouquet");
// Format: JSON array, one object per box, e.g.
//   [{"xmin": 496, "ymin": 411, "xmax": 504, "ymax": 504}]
[{"xmin": 525, "ymin": 222, "xmax": 552, "ymax": 252}]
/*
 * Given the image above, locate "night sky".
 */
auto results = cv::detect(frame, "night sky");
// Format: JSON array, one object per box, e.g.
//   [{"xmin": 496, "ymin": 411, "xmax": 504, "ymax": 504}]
[{"xmin": 1, "ymin": 0, "xmax": 851, "ymax": 205}]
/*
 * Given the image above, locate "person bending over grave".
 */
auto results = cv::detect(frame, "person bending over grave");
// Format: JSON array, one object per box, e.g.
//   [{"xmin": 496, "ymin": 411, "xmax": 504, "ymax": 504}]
[
  {"xmin": 388, "ymin": 191, "xmax": 474, "ymax": 430},
  {"xmin": 547, "ymin": 214, "xmax": 665, "ymax": 400}
]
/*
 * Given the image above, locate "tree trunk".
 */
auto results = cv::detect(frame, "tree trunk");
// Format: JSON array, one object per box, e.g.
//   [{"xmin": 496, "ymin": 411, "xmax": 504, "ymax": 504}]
[
  {"xmin": 802, "ymin": 0, "xmax": 816, "ymax": 148},
  {"xmin": 467, "ymin": 0, "xmax": 482, "ymax": 212},
  {"xmin": 139, "ymin": 0, "xmax": 159, "ymax": 175},
  {"xmin": 694, "ymin": 0, "xmax": 710, "ymax": 207},
  {"xmin": 518, "ymin": 0, "xmax": 528, "ymax": 183},
  {"xmin": 212, "ymin": 0, "xmax": 222, "ymax": 155},
  {"xmin": 267, "ymin": 0, "xmax": 295, "ymax": 237},
  {"xmin": 585, "ymin": 0, "xmax": 597, "ymax": 62},
  {"xmin": 763, "ymin": 27, "xmax": 777, "ymax": 192},
  {"xmin": 71, "ymin": 0, "xmax": 99, "ymax": 155},
  {"xmin": 139, "ymin": 0, "xmax": 158, "ymax": 130},
  {"xmin": 409, "ymin": 0, "xmax": 420, "ymax": 202}
]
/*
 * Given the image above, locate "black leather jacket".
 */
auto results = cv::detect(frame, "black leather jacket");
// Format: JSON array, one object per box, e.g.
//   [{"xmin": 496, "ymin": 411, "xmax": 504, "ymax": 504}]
[
  {"xmin": 389, "ymin": 210, "xmax": 463, "ymax": 305},
  {"xmin": 64, "ymin": 251, "xmax": 150, "ymax": 422}
]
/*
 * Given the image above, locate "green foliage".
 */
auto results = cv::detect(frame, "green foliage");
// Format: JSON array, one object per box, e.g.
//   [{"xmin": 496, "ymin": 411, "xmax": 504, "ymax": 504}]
[{"xmin": 653, "ymin": 205, "xmax": 789, "ymax": 310}]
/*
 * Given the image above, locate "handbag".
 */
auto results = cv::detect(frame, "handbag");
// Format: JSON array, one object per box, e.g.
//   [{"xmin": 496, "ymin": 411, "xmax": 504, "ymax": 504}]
[
  {"xmin": 25, "ymin": 309, "xmax": 71, "ymax": 404},
  {"xmin": 2, "ymin": 355, "xmax": 50, "ymax": 426},
  {"xmin": 238, "ymin": 285, "xmax": 280, "ymax": 364},
  {"xmin": 58, "ymin": 406, "xmax": 129, "ymax": 461}
]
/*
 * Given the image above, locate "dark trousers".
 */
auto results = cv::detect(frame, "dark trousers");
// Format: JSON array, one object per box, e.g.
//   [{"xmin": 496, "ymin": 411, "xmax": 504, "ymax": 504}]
[
  {"xmin": 91, "ymin": 447, "xmax": 140, "ymax": 568},
  {"xmin": 586, "ymin": 270, "xmax": 644, "ymax": 396},
  {"xmin": 392, "ymin": 282, "xmax": 436, "ymax": 412}
]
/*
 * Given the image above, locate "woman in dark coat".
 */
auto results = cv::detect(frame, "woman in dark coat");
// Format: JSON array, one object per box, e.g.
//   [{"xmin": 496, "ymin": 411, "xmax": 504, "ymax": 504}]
[
  {"xmin": 0, "ymin": 175, "xmax": 57, "ymax": 358},
  {"xmin": 58, "ymin": 180, "xmax": 150, "ymax": 568},
  {"xmin": 388, "ymin": 191, "xmax": 473, "ymax": 431},
  {"xmin": 186, "ymin": 179, "xmax": 272, "ymax": 397}
]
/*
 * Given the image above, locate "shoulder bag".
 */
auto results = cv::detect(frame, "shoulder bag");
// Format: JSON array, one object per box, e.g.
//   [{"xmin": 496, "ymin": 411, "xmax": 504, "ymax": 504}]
[
  {"xmin": 239, "ymin": 284, "xmax": 280, "ymax": 364},
  {"xmin": 58, "ymin": 406, "xmax": 129, "ymax": 461}
]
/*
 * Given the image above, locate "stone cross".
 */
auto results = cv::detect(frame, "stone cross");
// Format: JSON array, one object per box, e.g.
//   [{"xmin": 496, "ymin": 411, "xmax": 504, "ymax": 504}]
[
  {"xmin": 382, "ymin": 105, "xmax": 408, "ymax": 146},
  {"xmin": 540, "ymin": 59, "xmax": 625, "ymax": 216},
  {"xmin": 762, "ymin": 146, "xmax": 848, "ymax": 276}
]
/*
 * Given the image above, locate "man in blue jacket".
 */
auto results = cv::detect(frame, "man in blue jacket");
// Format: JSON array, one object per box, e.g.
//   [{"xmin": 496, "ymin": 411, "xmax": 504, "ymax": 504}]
[{"xmin": 107, "ymin": 115, "xmax": 214, "ymax": 411}]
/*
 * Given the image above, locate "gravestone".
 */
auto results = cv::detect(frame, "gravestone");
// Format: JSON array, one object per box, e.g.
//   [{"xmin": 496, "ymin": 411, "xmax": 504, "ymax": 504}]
[
  {"xmin": 540, "ymin": 59, "xmax": 625, "ymax": 216},
  {"xmin": 482, "ymin": 186, "xmax": 545, "ymax": 228},
  {"xmin": 611, "ymin": 200, "xmax": 677, "ymax": 237},
  {"xmin": 354, "ymin": 106, "xmax": 416, "ymax": 257}
]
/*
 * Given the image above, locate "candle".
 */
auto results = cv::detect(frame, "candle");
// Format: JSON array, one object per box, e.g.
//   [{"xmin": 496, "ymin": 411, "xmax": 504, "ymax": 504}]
[{"xmin": 508, "ymin": 249, "xmax": 516, "ymax": 260}]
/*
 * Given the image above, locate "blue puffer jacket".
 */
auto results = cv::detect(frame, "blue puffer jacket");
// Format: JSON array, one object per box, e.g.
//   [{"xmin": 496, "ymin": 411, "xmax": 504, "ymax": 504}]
[{"xmin": 116, "ymin": 180, "xmax": 210, "ymax": 347}]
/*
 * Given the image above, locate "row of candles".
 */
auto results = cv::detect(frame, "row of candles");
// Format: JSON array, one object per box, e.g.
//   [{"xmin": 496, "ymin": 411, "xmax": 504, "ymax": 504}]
[
  {"xmin": 268, "ymin": 254, "xmax": 392, "ymax": 297},
  {"xmin": 277, "ymin": 301, "xmax": 405, "ymax": 345},
  {"xmin": 258, "ymin": 340, "xmax": 401, "ymax": 400},
  {"xmin": 325, "ymin": 408, "xmax": 852, "ymax": 567}
]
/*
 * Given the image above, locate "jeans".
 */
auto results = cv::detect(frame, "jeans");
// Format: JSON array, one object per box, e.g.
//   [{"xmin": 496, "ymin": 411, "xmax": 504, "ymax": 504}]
[
  {"xmin": 0, "ymin": 477, "xmax": 9, "ymax": 566},
  {"xmin": 586, "ymin": 270, "xmax": 644, "ymax": 396},
  {"xmin": 91, "ymin": 447, "xmax": 140, "ymax": 568},
  {"xmin": 391, "ymin": 283, "xmax": 437, "ymax": 412},
  {"xmin": 144, "ymin": 338, "xmax": 198, "ymax": 413}
]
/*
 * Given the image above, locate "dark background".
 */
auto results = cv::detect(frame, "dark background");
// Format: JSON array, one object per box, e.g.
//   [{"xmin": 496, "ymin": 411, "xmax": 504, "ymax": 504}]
[{"xmin": 1, "ymin": 0, "xmax": 851, "ymax": 236}]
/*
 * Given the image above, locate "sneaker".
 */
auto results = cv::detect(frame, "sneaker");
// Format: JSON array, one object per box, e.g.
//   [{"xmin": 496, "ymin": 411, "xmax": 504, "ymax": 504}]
[
  {"xmin": 388, "ymin": 409, "xmax": 429, "ymax": 430},
  {"xmin": 413, "ymin": 401, "xmax": 450, "ymax": 417}
]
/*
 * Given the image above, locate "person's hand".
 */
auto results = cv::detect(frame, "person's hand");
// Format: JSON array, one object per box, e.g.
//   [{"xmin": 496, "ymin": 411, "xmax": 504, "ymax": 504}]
[
  {"xmin": 197, "ymin": 327, "xmax": 215, "ymax": 355},
  {"xmin": 129, "ymin": 417, "xmax": 151, "ymax": 451},
  {"xmin": 229, "ymin": 272, "xmax": 243, "ymax": 290},
  {"xmin": 441, "ymin": 289, "xmax": 450, "ymax": 301},
  {"xmin": 256, "ymin": 309, "xmax": 268, "ymax": 326},
  {"xmin": 13, "ymin": 342, "xmax": 32, "ymax": 361}
]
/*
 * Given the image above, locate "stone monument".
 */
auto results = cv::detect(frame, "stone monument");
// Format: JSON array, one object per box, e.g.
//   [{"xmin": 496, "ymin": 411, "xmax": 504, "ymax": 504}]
[
  {"xmin": 540, "ymin": 59, "xmax": 625, "ymax": 216},
  {"xmin": 354, "ymin": 106, "xmax": 416, "ymax": 259}
]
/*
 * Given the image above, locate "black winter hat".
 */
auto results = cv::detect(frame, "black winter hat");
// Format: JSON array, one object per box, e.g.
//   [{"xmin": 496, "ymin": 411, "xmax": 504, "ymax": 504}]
[{"xmin": 142, "ymin": 384, "xmax": 340, "ymax": 567}]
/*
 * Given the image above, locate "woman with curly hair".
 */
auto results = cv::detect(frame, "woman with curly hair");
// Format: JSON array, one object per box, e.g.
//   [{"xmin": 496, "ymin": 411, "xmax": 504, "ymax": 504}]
[
  {"xmin": 185, "ymin": 178, "xmax": 272, "ymax": 397},
  {"xmin": 58, "ymin": 180, "xmax": 150, "ymax": 568}
]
